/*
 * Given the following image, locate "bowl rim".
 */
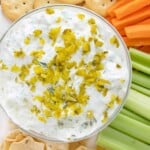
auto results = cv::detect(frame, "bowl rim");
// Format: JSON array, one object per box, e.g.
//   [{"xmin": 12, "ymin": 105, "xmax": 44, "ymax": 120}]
[{"xmin": 0, "ymin": 4, "xmax": 132, "ymax": 143}]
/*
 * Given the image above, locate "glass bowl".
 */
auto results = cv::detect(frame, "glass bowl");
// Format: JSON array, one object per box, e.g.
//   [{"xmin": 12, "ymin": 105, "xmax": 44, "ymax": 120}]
[{"xmin": 0, "ymin": 4, "xmax": 132, "ymax": 143}]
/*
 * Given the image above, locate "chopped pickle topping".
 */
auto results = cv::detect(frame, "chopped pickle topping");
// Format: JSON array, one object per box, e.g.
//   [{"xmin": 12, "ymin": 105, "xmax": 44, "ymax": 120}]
[
  {"xmin": 88, "ymin": 18, "xmax": 97, "ymax": 34},
  {"xmin": 11, "ymin": 64, "xmax": 20, "ymax": 72},
  {"xmin": 33, "ymin": 29, "xmax": 42, "ymax": 37},
  {"xmin": 106, "ymin": 94, "xmax": 122, "ymax": 108},
  {"xmin": 120, "ymin": 79, "xmax": 125, "ymax": 83},
  {"xmin": 39, "ymin": 38, "xmax": 45, "ymax": 45},
  {"xmin": 110, "ymin": 35, "xmax": 120, "ymax": 48},
  {"xmin": 94, "ymin": 39, "xmax": 103, "ymax": 47},
  {"xmin": 30, "ymin": 50, "xmax": 45, "ymax": 59},
  {"xmin": 87, "ymin": 110, "xmax": 94, "ymax": 119},
  {"xmin": 45, "ymin": 8, "xmax": 55, "ymax": 14},
  {"xmin": 0, "ymin": 60, "xmax": 8, "ymax": 70},
  {"xmin": 14, "ymin": 49, "xmax": 25, "ymax": 58},
  {"xmin": 102, "ymin": 88, "xmax": 108, "ymax": 97},
  {"xmin": 24, "ymin": 37, "xmax": 30, "ymax": 45},
  {"xmin": 18, "ymin": 65, "xmax": 29, "ymax": 81},
  {"xmin": 102, "ymin": 111, "xmax": 108, "ymax": 123},
  {"xmin": 116, "ymin": 63, "xmax": 122, "ymax": 68},
  {"xmin": 49, "ymin": 27, "xmax": 61, "ymax": 43},
  {"xmin": 82, "ymin": 41, "xmax": 90, "ymax": 54},
  {"xmin": 77, "ymin": 13, "xmax": 85, "ymax": 20},
  {"xmin": 88, "ymin": 18, "xmax": 96, "ymax": 24},
  {"xmin": 30, "ymin": 105, "xmax": 40, "ymax": 114},
  {"xmin": 56, "ymin": 17, "xmax": 62, "ymax": 23},
  {"xmin": 37, "ymin": 115, "xmax": 47, "ymax": 123},
  {"xmin": 91, "ymin": 24, "xmax": 97, "ymax": 34},
  {"xmin": 116, "ymin": 96, "xmax": 122, "ymax": 104}
]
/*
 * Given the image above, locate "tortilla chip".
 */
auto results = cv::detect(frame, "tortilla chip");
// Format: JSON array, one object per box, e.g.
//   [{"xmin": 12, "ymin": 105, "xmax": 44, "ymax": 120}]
[
  {"xmin": 9, "ymin": 136, "xmax": 45, "ymax": 150},
  {"xmin": 75, "ymin": 146, "xmax": 88, "ymax": 150},
  {"xmin": 0, "ymin": 129, "xmax": 23, "ymax": 150},
  {"xmin": 5, "ymin": 129, "xmax": 21, "ymax": 142},
  {"xmin": 69, "ymin": 141, "xmax": 86, "ymax": 150},
  {"xmin": 15, "ymin": 133, "xmax": 26, "ymax": 142},
  {"xmin": 1, "ymin": 141, "xmax": 12, "ymax": 150},
  {"xmin": 46, "ymin": 142, "xmax": 69, "ymax": 150}
]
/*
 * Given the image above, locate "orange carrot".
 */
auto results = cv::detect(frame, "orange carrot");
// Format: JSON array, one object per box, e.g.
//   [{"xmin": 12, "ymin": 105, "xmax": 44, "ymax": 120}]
[
  {"xmin": 114, "ymin": 0, "xmax": 150, "ymax": 19},
  {"xmin": 123, "ymin": 37, "xmax": 150, "ymax": 46},
  {"xmin": 105, "ymin": 16, "xmax": 113, "ymax": 23},
  {"xmin": 118, "ymin": 29, "xmax": 126, "ymax": 36},
  {"xmin": 111, "ymin": 6, "xmax": 150, "ymax": 29},
  {"xmin": 107, "ymin": 0, "xmax": 131, "ymax": 17},
  {"xmin": 138, "ymin": 46, "xmax": 150, "ymax": 53},
  {"xmin": 125, "ymin": 24, "xmax": 150, "ymax": 39},
  {"xmin": 138, "ymin": 18, "xmax": 150, "ymax": 24}
]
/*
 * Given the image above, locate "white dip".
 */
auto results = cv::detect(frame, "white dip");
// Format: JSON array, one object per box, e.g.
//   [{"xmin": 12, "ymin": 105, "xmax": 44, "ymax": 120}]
[{"xmin": 0, "ymin": 5, "xmax": 130, "ymax": 141}]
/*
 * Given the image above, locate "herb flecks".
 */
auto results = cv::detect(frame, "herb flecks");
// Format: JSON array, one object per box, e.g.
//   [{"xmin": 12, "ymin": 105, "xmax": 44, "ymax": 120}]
[
  {"xmin": 38, "ymin": 61, "xmax": 48, "ymax": 68},
  {"xmin": 58, "ymin": 120, "xmax": 64, "ymax": 128}
]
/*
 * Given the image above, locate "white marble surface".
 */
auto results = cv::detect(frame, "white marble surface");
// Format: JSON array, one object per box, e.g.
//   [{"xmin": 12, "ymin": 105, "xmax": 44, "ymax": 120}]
[{"xmin": 0, "ymin": 6, "xmax": 12, "ymax": 142}]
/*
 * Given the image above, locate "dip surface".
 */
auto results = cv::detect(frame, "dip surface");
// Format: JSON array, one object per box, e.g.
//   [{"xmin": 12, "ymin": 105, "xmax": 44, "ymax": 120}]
[{"xmin": 0, "ymin": 5, "xmax": 130, "ymax": 141}]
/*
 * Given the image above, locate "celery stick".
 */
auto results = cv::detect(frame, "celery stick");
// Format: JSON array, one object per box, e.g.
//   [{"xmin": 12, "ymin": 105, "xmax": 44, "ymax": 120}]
[
  {"xmin": 125, "ymin": 89, "xmax": 150, "ymax": 120},
  {"xmin": 110, "ymin": 113, "xmax": 150, "ymax": 144},
  {"xmin": 96, "ymin": 127, "xmax": 150, "ymax": 150},
  {"xmin": 131, "ymin": 83, "xmax": 150, "ymax": 96},
  {"xmin": 129, "ymin": 48, "xmax": 150, "ymax": 68},
  {"xmin": 132, "ymin": 70, "xmax": 150, "ymax": 89},
  {"xmin": 121, "ymin": 108, "xmax": 150, "ymax": 126},
  {"xmin": 132, "ymin": 61, "xmax": 150, "ymax": 75}
]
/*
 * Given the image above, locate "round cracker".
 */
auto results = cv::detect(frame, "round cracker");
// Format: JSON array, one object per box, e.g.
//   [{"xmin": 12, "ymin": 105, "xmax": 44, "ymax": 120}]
[
  {"xmin": 75, "ymin": 146, "xmax": 88, "ymax": 150},
  {"xmin": 46, "ymin": 142, "xmax": 69, "ymax": 150},
  {"xmin": 1, "ymin": 129, "xmax": 26, "ymax": 150},
  {"xmin": 33, "ymin": 0, "xmax": 60, "ymax": 9},
  {"xmin": 82, "ymin": 2, "xmax": 89, "ymax": 8},
  {"xmin": 69, "ymin": 141, "xmax": 85, "ymax": 150},
  {"xmin": 85, "ymin": 0, "xmax": 116, "ymax": 17},
  {"xmin": 57, "ymin": 0, "xmax": 85, "ymax": 4},
  {"xmin": 5, "ymin": 130, "xmax": 22, "ymax": 142},
  {"xmin": 9, "ymin": 136, "xmax": 45, "ymax": 150},
  {"xmin": 77, "ymin": 1, "xmax": 86, "ymax": 6},
  {"xmin": 1, "ymin": 141, "xmax": 12, "ymax": 150},
  {"xmin": 1, "ymin": 0, "xmax": 34, "ymax": 21}
]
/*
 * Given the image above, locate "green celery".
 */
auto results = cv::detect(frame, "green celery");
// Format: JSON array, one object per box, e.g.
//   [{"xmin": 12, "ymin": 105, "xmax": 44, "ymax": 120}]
[
  {"xmin": 125, "ymin": 89, "xmax": 150, "ymax": 120},
  {"xmin": 132, "ymin": 70, "xmax": 150, "ymax": 89},
  {"xmin": 129, "ymin": 48, "xmax": 150, "ymax": 68},
  {"xmin": 132, "ymin": 61, "xmax": 150, "ymax": 75},
  {"xmin": 110, "ymin": 113, "xmax": 150, "ymax": 144},
  {"xmin": 131, "ymin": 83, "xmax": 150, "ymax": 96},
  {"xmin": 121, "ymin": 108, "xmax": 150, "ymax": 126},
  {"xmin": 96, "ymin": 127, "xmax": 150, "ymax": 150}
]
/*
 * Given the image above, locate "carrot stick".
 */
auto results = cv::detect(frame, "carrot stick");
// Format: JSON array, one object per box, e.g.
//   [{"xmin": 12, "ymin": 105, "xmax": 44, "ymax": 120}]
[
  {"xmin": 139, "ymin": 46, "xmax": 150, "ymax": 53},
  {"xmin": 105, "ymin": 16, "xmax": 113, "ymax": 23},
  {"xmin": 123, "ymin": 37, "xmax": 150, "ymax": 46},
  {"xmin": 114, "ymin": 0, "xmax": 150, "ymax": 19},
  {"xmin": 107, "ymin": 0, "xmax": 131, "ymax": 17},
  {"xmin": 138, "ymin": 18, "xmax": 150, "ymax": 25},
  {"xmin": 125, "ymin": 24, "xmax": 150, "ymax": 39},
  {"xmin": 118, "ymin": 29, "xmax": 126, "ymax": 36},
  {"xmin": 111, "ymin": 6, "xmax": 150, "ymax": 29}
]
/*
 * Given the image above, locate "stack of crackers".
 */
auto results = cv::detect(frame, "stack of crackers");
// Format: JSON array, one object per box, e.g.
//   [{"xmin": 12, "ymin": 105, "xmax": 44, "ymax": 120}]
[
  {"xmin": 0, "ymin": 129, "xmax": 89, "ymax": 150},
  {"xmin": 1, "ymin": 0, "xmax": 116, "ymax": 21},
  {"xmin": 0, "ymin": 121, "xmax": 105, "ymax": 149}
]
